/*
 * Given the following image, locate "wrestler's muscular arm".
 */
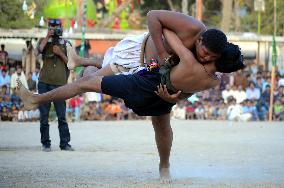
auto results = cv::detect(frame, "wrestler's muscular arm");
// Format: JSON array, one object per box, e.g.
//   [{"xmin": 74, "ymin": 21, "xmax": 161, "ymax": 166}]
[
  {"xmin": 163, "ymin": 29, "xmax": 195, "ymax": 65},
  {"xmin": 147, "ymin": 10, "xmax": 206, "ymax": 65},
  {"xmin": 154, "ymin": 29, "xmax": 195, "ymax": 103}
]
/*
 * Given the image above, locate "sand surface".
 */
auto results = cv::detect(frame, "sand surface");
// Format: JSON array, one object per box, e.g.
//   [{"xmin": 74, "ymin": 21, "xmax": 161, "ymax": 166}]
[{"xmin": 0, "ymin": 120, "xmax": 284, "ymax": 188}]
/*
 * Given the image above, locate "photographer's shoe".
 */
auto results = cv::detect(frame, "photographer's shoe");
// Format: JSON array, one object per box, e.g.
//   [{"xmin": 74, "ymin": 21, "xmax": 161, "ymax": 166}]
[
  {"xmin": 60, "ymin": 144, "xmax": 74, "ymax": 151},
  {"xmin": 42, "ymin": 145, "xmax": 51, "ymax": 152}
]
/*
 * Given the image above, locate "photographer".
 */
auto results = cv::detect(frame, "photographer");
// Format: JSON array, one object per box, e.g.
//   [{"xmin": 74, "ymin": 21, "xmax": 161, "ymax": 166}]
[{"xmin": 35, "ymin": 19, "xmax": 73, "ymax": 152}]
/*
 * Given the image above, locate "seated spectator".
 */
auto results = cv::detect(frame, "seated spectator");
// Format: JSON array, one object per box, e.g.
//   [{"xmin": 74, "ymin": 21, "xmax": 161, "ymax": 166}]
[
  {"xmin": 10, "ymin": 66, "xmax": 28, "ymax": 94},
  {"xmin": 2, "ymin": 95, "xmax": 12, "ymax": 110},
  {"xmin": 10, "ymin": 88, "xmax": 22, "ymax": 109},
  {"xmin": 217, "ymin": 101, "xmax": 227, "ymax": 120},
  {"xmin": 260, "ymin": 85, "xmax": 271, "ymax": 103},
  {"xmin": 89, "ymin": 102, "xmax": 103, "ymax": 120},
  {"xmin": 254, "ymin": 85, "xmax": 271, "ymax": 121},
  {"xmin": 9, "ymin": 67, "xmax": 15, "ymax": 76},
  {"xmin": 275, "ymin": 85, "xmax": 284, "ymax": 101},
  {"xmin": 27, "ymin": 72, "xmax": 36, "ymax": 91},
  {"xmin": 203, "ymin": 100, "xmax": 215, "ymax": 120},
  {"xmin": 115, "ymin": 99, "xmax": 129, "ymax": 120},
  {"xmin": 274, "ymin": 99, "xmax": 284, "ymax": 121},
  {"xmin": 246, "ymin": 100, "xmax": 258, "ymax": 121},
  {"xmin": 239, "ymin": 100, "xmax": 253, "ymax": 122},
  {"xmin": 222, "ymin": 84, "xmax": 234, "ymax": 103},
  {"xmin": 262, "ymin": 77, "xmax": 271, "ymax": 92},
  {"xmin": 69, "ymin": 95, "xmax": 81, "ymax": 121},
  {"xmin": 227, "ymin": 98, "xmax": 242, "ymax": 121},
  {"xmin": 234, "ymin": 85, "xmax": 247, "ymax": 104},
  {"xmin": 226, "ymin": 97, "xmax": 253, "ymax": 121},
  {"xmin": 81, "ymin": 101, "xmax": 103, "ymax": 121},
  {"xmin": 11, "ymin": 104, "xmax": 18, "ymax": 121},
  {"xmin": 210, "ymin": 100, "xmax": 220, "ymax": 119},
  {"xmin": 172, "ymin": 101, "xmax": 186, "ymax": 120},
  {"xmin": 28, "ymin": 109, "xmax": 40, "ymax": 121},
  {"xmin": 255, "ymin": 99, "xmax": 269, "ymax": 121},
  {"xmin": 278, "ymin": 74, "xmax": 284, "ymax": 87},
  {"xmin": 194, "ymin": 102, "xmax": 205, "ymax": 120},
  {"xmin": 255, "ymin": 71, "xmax": 263, "ymax": 82},
  {"xmin": 246, "ymin": 82, "xmax": 260, "ymax": 100},
  {"xmin": 18, "ymin": 106, "xmax": 29, "ymax": 122},
  {"xmin": 255, "ymin": 76, "xmax": 263, "ymax": 93},
  {"xmin": 0, "ymin": 85, "xmax": 9, "ymax": 97},
  {"xmin": 186, "ymin": 102, "xmax": 195, "ymax": 120},
  {"xmin": 1, "ymin": 106, "xmax": 12, "ymax": 121},
  {"xmin": 80, "ymin": 102, "xmax": 90, "ymax": 121},
  {"xmin": 104, "ymin": 100, "xmax": 122, "ymax": 120},
  {"xmin": 0, "ymin": 69, "xmax": 11, "ymax": 89}
]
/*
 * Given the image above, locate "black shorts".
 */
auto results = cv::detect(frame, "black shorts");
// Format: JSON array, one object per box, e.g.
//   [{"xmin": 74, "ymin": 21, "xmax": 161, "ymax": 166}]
[{"xmin": 101, "ymin": 71, "xmax": 174, "ymax": 116}]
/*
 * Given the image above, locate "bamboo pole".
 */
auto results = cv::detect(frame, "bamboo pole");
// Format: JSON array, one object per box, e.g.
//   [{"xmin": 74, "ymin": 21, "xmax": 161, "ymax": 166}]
[
  {"xmin": 196, "ymin": 0, "xmax": 202, "ymax": 21},
  {"xmin": 269, "ymin": 66, "xmax": 276, "ymax": 121}
]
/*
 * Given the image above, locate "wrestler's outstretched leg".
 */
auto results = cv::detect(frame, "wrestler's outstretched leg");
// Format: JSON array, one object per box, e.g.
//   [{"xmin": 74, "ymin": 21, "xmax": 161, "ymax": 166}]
[
  {"xmin": 151, "ymin": 113, "xmax": 173, "ymax": 183},
  {"xmin": 67, "ymin": 46, "xmax": 103, "ymax": 70},
  {"xmin": 80, "ymin": 64, "xmax": 114, "ymax": 78},
  {"xmin": 17, "ymin": 74, "xmax": 103, "ymax": 110}
]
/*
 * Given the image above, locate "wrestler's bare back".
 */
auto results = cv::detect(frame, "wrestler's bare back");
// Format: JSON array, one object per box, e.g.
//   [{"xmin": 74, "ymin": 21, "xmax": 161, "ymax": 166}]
[{"xmin": 145, "ymin": 36, "xmax": 220, "ymax": 94}]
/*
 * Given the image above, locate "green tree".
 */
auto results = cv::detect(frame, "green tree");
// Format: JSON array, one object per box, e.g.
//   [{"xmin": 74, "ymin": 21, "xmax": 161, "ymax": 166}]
[
  {"xmin": 140, "ymin": 0, "xmax": 221, "ymax": 28},
  {"xmin": 0, "ymin": 0, "xmax": 38, "ymax": 29},
  {"xmin": 241, "ymin": 0, "xmax": 284, "ymax": 35}
]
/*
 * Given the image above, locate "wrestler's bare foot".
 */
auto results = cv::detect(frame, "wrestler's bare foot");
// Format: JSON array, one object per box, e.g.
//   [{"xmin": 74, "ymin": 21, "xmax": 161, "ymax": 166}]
[
  {"xmin": 159, "ymin": 167, "xmax": 172, "ymax": 184},
  {"xmin": 16, "ymin": 80, "xmax": 38, "ymax": 110},
  {"xmin": 67, "ymin": 45, "xmax": 81, "ymax": 70}
]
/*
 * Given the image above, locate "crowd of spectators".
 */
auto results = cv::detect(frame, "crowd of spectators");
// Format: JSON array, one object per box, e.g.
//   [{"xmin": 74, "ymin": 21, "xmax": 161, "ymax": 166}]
[
  {"xmin": 71, "ymin": 61, "xmax": 284, "ymax": 122},
  {"xmin": 0, "ymin": 43, "xmax": 40, "ymax": 122},
  {"xmin": 0, "ymin": 42, "xmax": 284, "ymax": 122},
  {"xmin": 171, "ymin": 68, "xmax": 284, "ymax": 121}
]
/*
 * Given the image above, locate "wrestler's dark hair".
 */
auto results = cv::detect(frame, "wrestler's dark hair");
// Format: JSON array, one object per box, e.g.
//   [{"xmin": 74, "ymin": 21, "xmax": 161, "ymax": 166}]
[
  {"xmin": 201, "ymin": 29, "xmax": 227, "ymax": 54},
  {"xmin": 215, "ymin": 43, "xmax": 246, "ymax": 73}
]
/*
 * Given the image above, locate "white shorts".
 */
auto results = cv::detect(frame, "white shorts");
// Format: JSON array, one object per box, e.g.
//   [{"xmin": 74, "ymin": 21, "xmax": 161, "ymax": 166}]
[{"xmin": 102, "ymin": 33, "xmax": 148, "ymax": 75}]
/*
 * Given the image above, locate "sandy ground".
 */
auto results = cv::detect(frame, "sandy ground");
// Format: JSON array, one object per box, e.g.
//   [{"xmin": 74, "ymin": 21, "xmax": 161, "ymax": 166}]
[{"xmin": 0, "ymin": 120, "xmax": 284, "ymax": 188}]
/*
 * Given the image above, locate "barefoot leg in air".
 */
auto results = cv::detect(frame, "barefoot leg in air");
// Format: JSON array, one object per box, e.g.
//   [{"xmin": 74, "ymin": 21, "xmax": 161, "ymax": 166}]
[
  {"xmin": 17, "ymin": 74, "xmax": 103, "ymax": 110},
  {"xmin": 151, "ymin": 113, "xmax": 173, "ymax": 183},
  {"xmin": 16, "ymin": 80, "xmax": 39, "ymax": 110}
]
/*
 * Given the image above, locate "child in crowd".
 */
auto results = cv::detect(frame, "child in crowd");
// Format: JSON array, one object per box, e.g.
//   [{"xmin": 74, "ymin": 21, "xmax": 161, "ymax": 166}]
[
  {"xmin": 18, "ymin": 105, "xmax": 28, "ymax": 122},
  {"xmin": 11, "ymin": 104, "xmax": 19, "ymax": 121},
  {"xmin": 1, "ymin": 106, "xmax": 12, "ymax": 121}
]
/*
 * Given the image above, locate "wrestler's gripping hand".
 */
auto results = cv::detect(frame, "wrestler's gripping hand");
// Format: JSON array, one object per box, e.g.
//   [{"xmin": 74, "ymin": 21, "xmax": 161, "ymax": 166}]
[{"xmin": 154, "ymin": 84, "xmax": 181, "ymax": 104}]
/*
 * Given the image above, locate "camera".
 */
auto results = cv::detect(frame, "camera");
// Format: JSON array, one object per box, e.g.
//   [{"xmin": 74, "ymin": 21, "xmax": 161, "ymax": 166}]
[
  {"xmin": 50, "ymin": 27, "xmax": 63, "ymax": 37},
  {"xmin": 48, "ymin": 19, "xmax": 63, "ymax": 46},
  {"xmin": 48, "ymin": 19, "xmax": 63, "ymax": 37}
]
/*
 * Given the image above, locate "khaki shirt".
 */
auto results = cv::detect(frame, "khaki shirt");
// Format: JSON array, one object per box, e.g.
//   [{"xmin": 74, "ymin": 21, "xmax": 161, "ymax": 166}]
[{"xmin": 39, "ymin": 38, "xmax": 69, "ymax": 86}]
